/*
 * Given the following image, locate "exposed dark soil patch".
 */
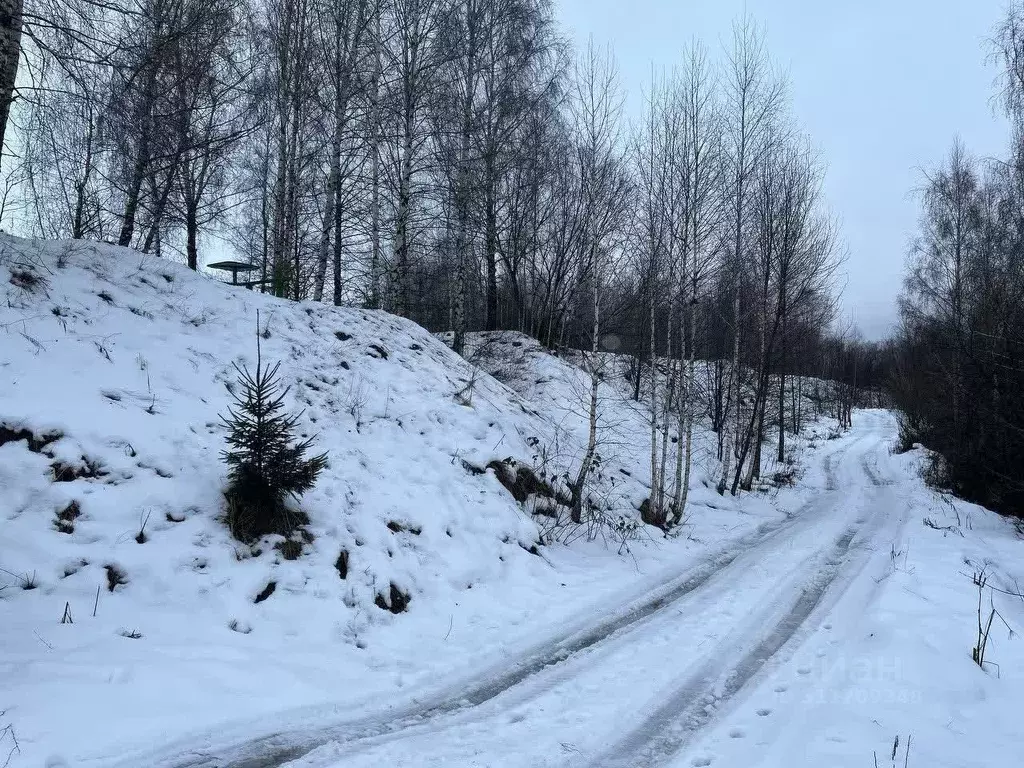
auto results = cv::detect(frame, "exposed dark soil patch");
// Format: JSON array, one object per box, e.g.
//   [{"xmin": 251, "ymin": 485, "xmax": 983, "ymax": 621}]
[
  {"xmin": 0, "ymin": 424, "xmax": 62, "ymax": 453},
  {"xmin": 55, "ymin": 500, "xmax": 82, "ymax": 534},
  {"xmin": 254, "ymin": 581, "xmax": 277, "ymax": 604},
  {"xmin": 334, "ymin": 550, "xmax": 349, "ymax": 579},
  {"xmin": 483, "ymin": 457, "xmax": 570, "ymax": 507},
  {"xmin": 52, "ymin": 457, "xmax": 108, "ymax": 482},
  {"xmin": 104, "ymin": 564, "xmax": 129, "ymax": 592},
  {"xmin": 375, "ymin": 583, "xmax": 410, "ymax": 614},
  {"xmin": 387, "ymin": 520, "xmax": 422, "ymax": 535}
]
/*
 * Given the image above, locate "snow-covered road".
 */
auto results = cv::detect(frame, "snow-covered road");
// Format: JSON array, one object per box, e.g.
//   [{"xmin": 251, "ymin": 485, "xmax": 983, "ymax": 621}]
[
  {"xmin": 292, "ymin": 411, "xmax": 904, "ymax": 768},
  {"xmin": 134, "ymin": 410, "xmax": 908, "ymax": 768}
]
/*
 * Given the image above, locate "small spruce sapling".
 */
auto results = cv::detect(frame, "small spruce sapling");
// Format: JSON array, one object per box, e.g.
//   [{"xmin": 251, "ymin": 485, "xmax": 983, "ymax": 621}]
[{"xmin": 221, "ymin": 318, "xmax": 328, "ymax": 542}]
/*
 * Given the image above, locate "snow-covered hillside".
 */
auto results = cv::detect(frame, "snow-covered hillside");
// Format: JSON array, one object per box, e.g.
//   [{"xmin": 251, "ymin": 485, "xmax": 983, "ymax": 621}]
[
  {"xmin": 3, "ymin": 236, "xmax": 1021, "ymax": 768},
  {"xmin": 0, "ymin": 236, "xmax": 801, "ymax": 766}
]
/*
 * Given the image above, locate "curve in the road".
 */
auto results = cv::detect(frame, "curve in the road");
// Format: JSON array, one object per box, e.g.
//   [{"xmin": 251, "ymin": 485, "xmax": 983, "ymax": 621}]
[
  {"xmin": 104, "ymin": 422, "xmax": 877, "ymax": 768},
  {"xmin": 592, "ymin": 412, "xmax": 899, "ymax": 768}
]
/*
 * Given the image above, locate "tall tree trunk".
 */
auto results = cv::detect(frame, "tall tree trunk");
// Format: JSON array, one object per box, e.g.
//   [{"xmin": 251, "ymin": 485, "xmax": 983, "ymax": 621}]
[
  {"xmin": 119, "ymin": 62, "xmax": 158, "ymax": 248},
  {"xmin": 452, "ymin": 1, "xmax": 477, "ymax": 357},
  {"xmin": 119, "ymin": 152, "xmax": 147, "ymax": 248},
  {"xmin": 185, "ymin": 200, "xmax": 199, "ymax": 270},
  {"xmin": 332, "ymin": 172, "xmax": 344, "ymax": 306},
  {"xmin": 313, "ymin": 183, "xmax": 334, "ymax": 301},
  {"xmin": 632, "ymin": 297, "xmax": 645, "ymax": 402},
  {"xmin": 648, "ymin": 257, "xmax": 660, "ymax": 524},
  {"xmin": 718, "ymin": 286, "xmax": 740, "ymax": 494},
  {"xmin": 0, "ymin": 0, "xmax": 21, "ymax": 176},
  {"xmin": 742, "ymin": 281, "xmax": 769, "ymax": 490},
  {"xmin": 671, "ymin": 244, "xmax": 690, "ymax": 521},
  {"xmin": 367, "ymin": 1, "xmax": 382, "ymax": 309},
  {"xmin": 316, "ymin": 39, "xmax": 344, "ymax": 307},
  {"xmin": 271, "ymin": 115, "xmax": 290, "ymax": 294},
  {"xmin": 72, "ymin": 113, "xmax": 97, "ymax": 239},
  {"xmin": 484, "ymin": 162, "xmax": 499, "ymax": 331},
  {"xmin": 777, "ymin": 293, "xmax": 787, "ymax": 462},
  {"xmin": 142, "ymin": 154, "xmax": 185, "ymax": 254},
  {"xmin": 671, "ymin": 273, "xmax": 697, "ymax": 526},
  {"xmin": 394, "ymin": 114, "xmax": 414, "ymax": 316},
  {"xmin": 573, "ymin": 248, "xmax": 600, "ymax": 526},
  {"xmin": 657, "ymin": 253, "xmax": 676, "ymax": 516}
]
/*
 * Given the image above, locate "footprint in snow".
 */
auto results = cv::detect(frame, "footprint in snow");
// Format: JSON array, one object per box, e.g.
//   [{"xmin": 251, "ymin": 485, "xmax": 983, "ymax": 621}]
[
  {"xmin": 728, "ymin": 728, "xmax": 745, "ymax": 739},
  {"xmin": 797, "ymin": 666, "xmax": 812, "ymax": 675},
  {"xmin": 692, "ymin": 758, "xmax": 713, "ymax": 767},
  {"xmin": 756, "ymin": 708, "xmax": 772, "ymax": 717}
]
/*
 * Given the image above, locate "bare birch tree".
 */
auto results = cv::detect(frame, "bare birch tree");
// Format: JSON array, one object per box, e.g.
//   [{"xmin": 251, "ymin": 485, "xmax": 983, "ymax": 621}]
[
  {"xmin": 717, "ymin": 15, "xmax": 784, "ymax": 495},
  {"xmin": 568, "ymin": 39, "xmax": 626, "ymax": 525}
]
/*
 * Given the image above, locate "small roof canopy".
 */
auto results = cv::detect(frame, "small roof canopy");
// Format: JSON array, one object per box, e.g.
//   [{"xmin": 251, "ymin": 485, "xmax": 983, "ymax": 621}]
[
  {"xmin": 207, "ymin": 260, "xmax": 258, "ymax": 284},
  {"xmin": 207, "ymin": 260, "xmax": 258, "ymax": 271}
]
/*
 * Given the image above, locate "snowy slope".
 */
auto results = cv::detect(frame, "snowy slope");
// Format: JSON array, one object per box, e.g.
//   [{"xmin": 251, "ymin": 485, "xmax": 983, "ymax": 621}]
[
  {"xmin": 5, "ymin": 236, "xmax": 1001, "ymax": 768},
  {"xmin": 0, "ymin": 236, "xmax": 560, "ymax": 765},
  {"xmin": 0, "ymin": 236, "xmax": 829, "ymax": 767}
]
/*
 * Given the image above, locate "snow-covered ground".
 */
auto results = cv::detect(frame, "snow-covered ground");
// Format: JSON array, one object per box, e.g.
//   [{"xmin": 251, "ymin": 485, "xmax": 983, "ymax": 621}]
[
  {"xmin": 223, "ymin": 411, "xmax": 1024, "ymax": 768},
  {"xmin": 1, "ymin": 236, "xmax": 1021, "ymax": 768}
]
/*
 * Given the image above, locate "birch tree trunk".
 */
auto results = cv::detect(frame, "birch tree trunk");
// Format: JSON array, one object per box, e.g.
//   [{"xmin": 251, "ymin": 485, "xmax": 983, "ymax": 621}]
[
  {"xmin": 394, "ymin": 95, "xmax": 415, "ymax": 317},
  {"xmin": 777, "ymin": 287, "xmax": 788, "ymax": 462},
  {"xmin": 717, "ymin": 16, "xmax": 783, "ymax": 494},
  {"xmin": 313, "ymin": 179, "xmax": 334, "ymax": 302},
  {"xmin": 573, "ymin": 244, "xmax": 600, "ymax": 525},
  {"xmin": 671, "ymin": 241, "xmax": 689, "ymax": 519},
  {"xmin": 452, "ymin": 0, "xmax": 478, "ymax": 357},
  {"xmin": 368, "ymin": 0, "xmax": 382, "ymax": 309}
]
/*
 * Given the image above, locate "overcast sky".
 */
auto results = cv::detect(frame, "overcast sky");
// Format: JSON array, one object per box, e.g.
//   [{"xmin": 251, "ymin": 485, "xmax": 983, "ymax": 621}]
[{"xmin": 558, "ymin": 0, "xmax": 1010, "ymax": 340}]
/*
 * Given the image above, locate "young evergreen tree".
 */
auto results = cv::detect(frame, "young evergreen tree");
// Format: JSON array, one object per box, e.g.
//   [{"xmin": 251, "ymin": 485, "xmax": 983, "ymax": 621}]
[{"xmin": 221, "ymin": 325, "xmax": 328, "ymax": 541}]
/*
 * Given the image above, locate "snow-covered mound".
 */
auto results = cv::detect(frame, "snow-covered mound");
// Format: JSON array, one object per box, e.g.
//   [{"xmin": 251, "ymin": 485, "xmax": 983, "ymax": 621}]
[
  {"xmin": 0, "ymin": 236, "xmax": 603, "ymax": 762},
  {"xmin": 0, "ymin": 235, "xmax": 555, "ymax": 612},
  {"xmin": 464, "ymin": 330, "xmax": 805, "ymax": 506}
]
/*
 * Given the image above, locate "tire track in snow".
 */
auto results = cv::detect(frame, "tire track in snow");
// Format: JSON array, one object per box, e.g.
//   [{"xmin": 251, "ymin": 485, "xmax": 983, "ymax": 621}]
[
  {"xmin": 115, "ymin": 433, "xmax": 870, "ymax": 768},
  {"xmin": 171, "ymin": 508, "xmax": 838, "ymax": 768},
  {"xmin": 321, "ymin": 418, "xmax": 894, "ymax": 768},
  {"xmin": 859, "ymin": 451, "xmax": 893, "ymax": 487},
  {"xmin": 589, "ymin": 424, "xmax": 894, "ymax": 768},
  {"xmin": 282, "ymin": 436, "xmax": 881, "ymax": 768}
]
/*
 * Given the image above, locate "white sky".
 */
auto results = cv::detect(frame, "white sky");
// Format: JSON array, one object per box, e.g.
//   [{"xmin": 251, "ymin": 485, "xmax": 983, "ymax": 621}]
[{"xmin": 558, "ymin": 0, "xmax": 1011, "ymax": 340}]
